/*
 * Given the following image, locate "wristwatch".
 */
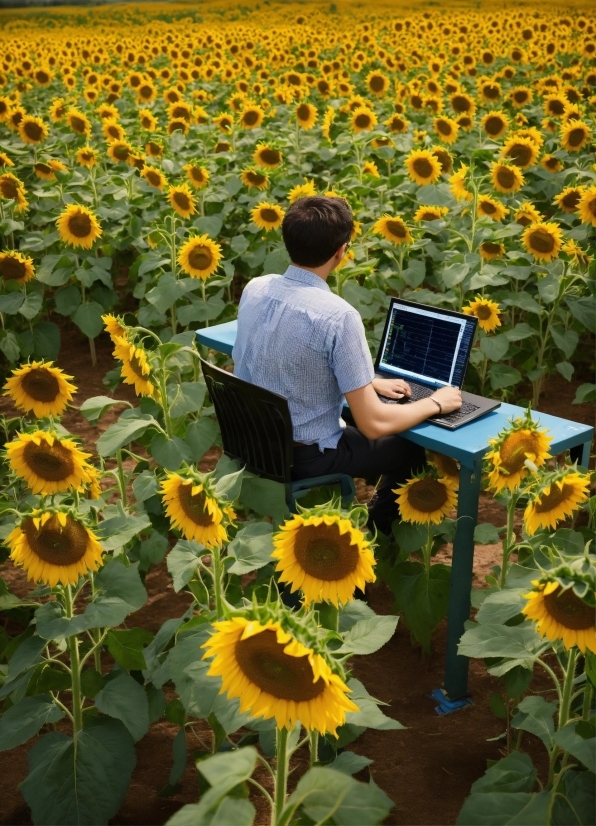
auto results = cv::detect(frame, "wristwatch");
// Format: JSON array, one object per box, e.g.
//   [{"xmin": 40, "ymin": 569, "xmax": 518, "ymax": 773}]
[{"xmin": 429, "ymin": 396, "xmax": 442, "ymax": 415}]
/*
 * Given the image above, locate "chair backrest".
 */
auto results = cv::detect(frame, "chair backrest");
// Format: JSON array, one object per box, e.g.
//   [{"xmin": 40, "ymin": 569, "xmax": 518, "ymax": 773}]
[{"xmin": 200, "ymin": 358, "xmax": 293, "ymax": 484}]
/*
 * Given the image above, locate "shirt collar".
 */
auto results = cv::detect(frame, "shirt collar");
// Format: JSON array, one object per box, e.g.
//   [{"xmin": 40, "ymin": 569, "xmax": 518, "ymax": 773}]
[{"xmin": 283, "ymin": 264, "xmax": 330, "ymax": 292}]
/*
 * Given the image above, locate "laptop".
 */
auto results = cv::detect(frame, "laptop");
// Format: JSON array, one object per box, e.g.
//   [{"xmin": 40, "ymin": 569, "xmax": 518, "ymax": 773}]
[{"xmin": 374, "ymin": 297, "xmax": 500, "ymax": 429}]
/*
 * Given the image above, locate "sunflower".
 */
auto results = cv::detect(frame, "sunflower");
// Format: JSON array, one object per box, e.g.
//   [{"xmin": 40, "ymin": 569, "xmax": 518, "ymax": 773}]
[
  {"xmin": 107, "ymin": 141, "xmax": 134, "ymax": 164},
  {"xmin": 214, "ymin": 140, "xmax": 231, "ymax": 154},
  {"xmin": 362, "ymin": 160, "xmax": 380, "ymax": 178},
  {"xmin": 66, "ymin": 108, "xmax": 91, "ymax": 137},
  {"xmin": 523, "ymin": 581, "xmax": 596, "ymax": 654},
  {"xmin": 0, "ymin": 151, "xmax": 13, "ymax": 168},
  {"xmin": 523, "ymin": 470, "xmax": 590, "ymax": 534},
  {"xmin": 0, "ymin": 172, "xmax": 28, "ymax": 212},
  {"xmin": 146, "ymin": 140, "xmax": 164, "ymax": 159},
  {"xmin": 183, "ymin": 164, "xmax": 209, "ymax": 190},
  {"xmin": 432, "ymin": 146, "xmax": 453, "ymax": 175},
  {"xmin": 515, "ymin": 201, "xmax": 543, "ymax": 226},
  {"xmin": 543, "ymin": 93, "xmax": 568, "ymax": 118},
  {"xmin": 0, "ymin": 250, "xmax": 35, "ymax": 285},
  {"xmin": 160, "ymin": 472, "xmax": 228, "ymax": 547},
  {"xmin": 577, "ymin": 186, "xmax": 596, "ymax": 228},
  {"xmin": 18, "ymin": 115, "xmax": 48, "ymax": 145},
  {"xmin": 501, "ymin": 135, "xmax": 539, "ymax": 169},
  {"xmin": 102, "ymin": 118, "xmax": 126, "ymax": 144},
  {"xmin": 479, "ymin": 241, "xmax": 506, "ymax": 262},
  {"xmin": 433, "ymin": 116, "xmax": 459, "ymax": 144},
  {"xmin": 202, "ymin": 616, "xmax": 358, "ymax": 734},
  {"xmin": 113, "ymin": 335, "xmax": 156, "ymax": 397},
  {"xmin": 241, "ymin": 168, "xmax": 269, "ymax": 191},
  {"xmin": 366, "ymin": 70, "xmax": 389, "ymax": 97},
  {"xmin": 554, "ymin": 186, "xmax": 585, "ymax": 214},
  {"xmin": 6, "ymin": 511, "xmax": 104, "ymax": 587},
  {"xmin": 168, "ymin": 183, "xmax": 196, "ymax": 219},
  {"xmin": 33, "ymin": 159, "xmax": 67, "ymax": 181},
  {"xmin": 405, "ymin": 149, "xmax": 442, "ymax": 186},
  {"xmin": 508, "ymin": 86, "xmax": 533, "ymax": 108},
  {"xmin": 491, "ymin": 162, "xmax": 524, "ymax": 194},
  {"xmin": 56, "ymin": 204, "xmax": 102, "ymax": 250},
  {"xmin": 477, "ymin": 195, "xmax": 508, "ymax": 222},
  {"xmin": 6, "ymin": 431, "xmax": 95, "ymax": 495},
  {"xmin": 139, "ymin": 110, "xmax": 158, "ymax": 132},
  {"xmin": 251, "ymin": 202, "xmax": 285, "ymax": 232},
  {"xmin": 522, "ymin": 222, "xmax": 563, "ymax": 262},
  {"xmin": 374, "ymin": 214, "xmax": 412, "ymax": 245},
  {"xmin": 414, "ymin": 205, "xmax": 448, "ymax": 223},
  {"xmin": 254, "ymin": 144, "xmax": 282, "ymax": 168},
  {"xmin": 541, "ymin": 154, "xmax": 564, "ymax": 174},
  {"xmin": 560, "ymin": 119, "xmax": 591, "ymax": 152},
  {"xmin": 141, "ymin": 166, "xmax": 167, "ymax": 190},
  {"xmin": 449, "ymin": 92, "xmax": 476, "ymax": 116},
  {"xmin": 485, "ymin": 414, "xmax": 551, "ymax": 493},
  {"xmin": 213, "ymin": 113, "xmax": 234, "ymax": 133},
  {"xmin": 295, "ymin": 102, "xmax": 318, "ymax": 130},
  {"xmin": 394, "ymin": 473, "xmax": 458, "ymax": 524},
  {"xmin": 463, "ymin": 296, "xmax": 502, "ymax": 333},
  {"xmin": 321, "ymin": 105, "xmax": 335, "ymax": 141},
  {"xmin": 385, "ymin": 113, "xmax": 409, "ymax": 134},
  {"xmin": 272, "ymin": 511, "xmax": 376, "ymax": 606},
  {"xmin": 178, "ymin": 234, "xmax": 222, "ymax": 279},
  {"xmin": 101, "ymin": 314, "xmax": 126, "ymax": 344},
  {"xmin": 351, "ymin": 107, "xmax": 377, "ymax": 134},
  {"xmin": 447, "ymin": 164, "xmax": 472, "ymax": 202},
  {"xmin": 4, "ymin": 361, "xmax": 76, "ymax": 418},
  {"xmin": 288, "ymin": 179, "xmax": 317, "ymax": 204},
  {"xmin": 72, "ymin": 146, "xmax": 96, "ymax": 169},
  {"xmin": 428, "ymin": 452, "xmax": 459, "ymax": 482},
  {"xmin": 482, "ymin": 110, "xmax": 509, "ymax": 139}
]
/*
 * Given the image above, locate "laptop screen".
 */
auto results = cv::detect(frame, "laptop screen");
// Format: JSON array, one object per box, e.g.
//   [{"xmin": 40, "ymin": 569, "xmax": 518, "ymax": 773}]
[{"xmin": 377, "ymin": 299, "xmax": 477, "ymax": 388}]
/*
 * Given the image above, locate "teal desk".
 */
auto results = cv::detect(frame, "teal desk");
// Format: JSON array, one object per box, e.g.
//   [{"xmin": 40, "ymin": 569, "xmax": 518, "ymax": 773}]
[{"xmin": 197, "ymin": 320, "xmax": 594, "ymax": 701}]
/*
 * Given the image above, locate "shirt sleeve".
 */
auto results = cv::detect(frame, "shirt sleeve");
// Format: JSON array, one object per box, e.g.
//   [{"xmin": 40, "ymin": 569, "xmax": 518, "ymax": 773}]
[{"xmin": 329, "ymin": 309, "xmax": 375, "ymax": 394}]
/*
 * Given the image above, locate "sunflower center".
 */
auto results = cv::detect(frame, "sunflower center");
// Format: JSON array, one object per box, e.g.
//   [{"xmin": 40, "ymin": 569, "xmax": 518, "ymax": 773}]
[
  {"xmin": 114, "ymin": 145, "xmax": 129, "ymax": 160},
  {"xmin": 437, "ymin": 119, "xmax": 452, "ymax": 135},
  {"xmin": 23, "ymin": 515, "xmax": 89, "ymax": 566},
  {"xmin": 433, "ymin": 150, "xmax": 451, "ymax": 173},
  {"xmin": 420, "ymin": 211, "xmax": 439, "ymax": 221},
  {"xmin": 0, "ymin": 179, "xmax": 18, "ymax": 199},
  {"xmin": 188, "ymin": 246, "xmax": 213, "ymax": 270},
  {"xmin": 189, "ymin": 167, "xmax": 205, "ymax": 183},
  {"xmin": 543, "ymin": 586, "xmax": 596, "ymax": 631},
  {"xmin": 297, "ymin": 104, "xmax": 310, "ymax": 122},
  {"xmin": 475, "ymin": 304, "xmax": 493, "ymax": 320},
  {"xmin": 567, "ymin": 127, "xmax": 586, "ymax": 147},
  {"xmin": 0, "ymin": 255, "xmax": 26, "ymax": 281},
  {"xmin": 499, "ymin": 431, "xmax": 541, "ymax": 474},
  {"xmin": 68, "ymin": 212, "xmax": 92, "ymax": 238},
  {"xmin": 293, "ymin": 523, "xmax": 359, "ymax": 581},
  {"xmin": 129, "ymin": 351, "xmax": 148, "ymax": 379},
  {"xmin": 24, "ymin": 121, "xmax": 43, "ymax": 141},
  {"xmin": 260, "ymin": 148, "xmax": 280, "ymax": 165},
  {"xmin": 514, "ymin": 91, "xmax": 528, "ymax": 103},
  {"xmin": 173, "ymin": 191, "xmax": 190, "ymax": 210},
  {"xmin": 235, "ymin": 629, "xmax": 325, "ymax": 701},
  {"xmin": 243, "ymin": 109, "xmax": 260, "ymax": 126},
  {"xmin": 70, "ymin": 116, "xmax": 86, "ymax": 133},
  {"xmin": 533, "ymin": 482, "xmax": 573, "ymax": 514},
  {"xmin": 506, "ymin": 143, "xmax": 532, "ymax": 166},
  {"xmin": 20, "ymin": 368, "xmax": 60, "ymax": 402},
  {"xmin": 146, "ymin": 170, "xmax": 161, "ymax": 186},
  {"xmin": 178, "ymin": 483, "xmax": 215, "ymax": 526},
  {"xmin": 483, "ymin": 84, "xmax": 500, "ymax": 99},
  {"xmin": 370, "ymin": 75, "xmax": 385, "ymax": 92},
  {"xmin": 139, "ymin": 85, "xmax": 153, "ymax": 99},
  {"xmin": 385, "ymin": 219, "xmax": 407, "ymax": 238},
  {"xmin": 528, "ymin": 228, "xmax": 555, "ymax": 253},
  {"xmin": 107, "ymin": 125, "xmax": 120, "ymax": 138},
  {"xmin": 23, "ymin": 439, "xmax": 75, "ymax": 481},
  {"xmin": 562, "ymin": 191, "xmax": 581, "ymax": 210},
  {"xmin": 452, "ymin": 95, "xmax": 471, "ymax": 113},
  {"xmin": 247, "ymin": 172, "xmax": 266, "ymax": 186},
  {"xmin": 355, "ymin": 113, "xmax": 372, "ymax": 128},
  {"xmin": 481, "ymin": 200, "xmax": 497, "ymax": 214},
  {"xmin": 412, "ymin": 157, "xmax": 433, "ymax": 178},
  {"xmin": 407, "ymin": 477, "xmax": 449, "ymax": 513},
  {"xmin": 496, "ymin": 168, "xmax": 515, "ymax": 188},
  {"xmin": 482, "ymin": 242, "xmax": 501, "ymax": 256},
  {"xmin": 259, "ymin": 207, "xmax": 280, "ymax": 224},
  {"xmin": 549, "ymin": 99, "xmax": 565, "ymax": 115},
  {"xmin": 35, "ymin": 163, "xmax": 52, "ymax": 176}
]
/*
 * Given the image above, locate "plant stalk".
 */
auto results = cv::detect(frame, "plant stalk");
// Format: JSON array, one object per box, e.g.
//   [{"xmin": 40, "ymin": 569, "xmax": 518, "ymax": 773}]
[
  {"xmin": 499, "ymin": 492, "xmax": 518, "ymax": 589},
  {"xmin": 273, "ymin": 726, "xmax": 289, "ymax": 826},
  {"xmin": 211, "ymin": 545, "xmax": 225, "ymax": 619},
  {"xmin": 65, "ymin": 585, "xmax": 83, "ymax": 738}
]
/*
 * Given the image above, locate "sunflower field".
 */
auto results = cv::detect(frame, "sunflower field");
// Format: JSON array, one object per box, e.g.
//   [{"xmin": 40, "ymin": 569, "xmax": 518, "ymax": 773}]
[{"xmin": 0, "ymin": 1, "xmax": 595, "ymax": 824}]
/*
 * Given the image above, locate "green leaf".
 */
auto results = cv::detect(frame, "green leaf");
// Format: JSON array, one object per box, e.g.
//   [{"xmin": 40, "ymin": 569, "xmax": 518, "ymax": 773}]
[
  {"xmin": 185, "ymin": 417, "xmax": 219, "ymax": 462},
  {"xmin": 95, "ymin": 671, "xmax": 149, "ymax": 742},
  {"xmin": 388, "ymin": 561, "xmax": 451, "ymax": 653},
  {"xmin": 80, "ymin": 395, "xmax": 128, "ymax": 423},
  {"xmin": 19, "ymin": 290, "xmax": 43, "ymax": 320},
  {"xmin": 146, "ymin": 274, "xmax": 189, "ymax": 313},
  {"xmin": 457, "ymin": 791, "xmax": 551, "ymax": 825},
  {"xmin": 230, "ymin": 235, "xmax": 250, "ymax": 255},
  {"xmin": 0, "ymin": 292, "xmax": 25, "ymax": 314},
  {"xmin": 72, "ymin": 301, "xmax": 105, "ymax": 338},
  {"xmin": 193, "ymin": 215, "xmax": 223, "ymax": 237},
  {"xmin": 328, "ymin": 752, "xmax": 373, "ymax": 776},
  {"xmin": 168, "ymin": 381, "xmax": 206, "ymax": 418},
  {"xmin": 480, "ymin": 334, "xmax": 509, "ymax": 362},
  {"xmin": 239, "ymin": 475, "xmax": 290, "ymax": 523},
  {"xmin": 214, "ymin": 468, "xmax": 244, "ymax": 501},
  {"xmin": 166, "ymin": 539, "xmax": 202, "ymax": 592},
  {"xmin": 476, "ymin": 590, "xmax": 526, "ymax": 625},
  {"xmin": 20, "ymin": 717, "xmax": 136, "ymax": 825},
  {"xmin": 573, "ymin": 384, "xmax": 596, "ymax": 405},
  {"xmin": 458, "ymin": 622, "xmax": 542, "ymax": 671},
  {"xmin": 0, "ymin": 330, "xmax": 20, "ymax": 362},
  {"xmin": 0, "ymin": 694, "xmax": 64, "ymax": 751},
  {"xmin": 474, "ymin": 523, "xmax": 502, "ymax": 544},
  {"xmin": 337, "ymin": 616, "xmax": 398, "ymax": 655},
  {"xmin": 81, "ymin": 668, "xmax": 104, "ymax": 699},
  {"xmin": 166, "ymin": 797, "xmax": 256, "ymax": 826},
  {"xmin": 511, "ymin": 696, "xmax": 557, "ymax": 750},
  {"xmin": 139, "ymin": 531, "xmax": 168, "ymax": 567},
  {"xmin": 286, "ymin": 766, "xmax": 394, "ymax": 826},
  {"xmin": 227, "ymin": 523, "xmax": 274, "ymax": 575},
  {"xmin": 177, "ymin": 297, "xmax": 225, "ymax": 326},
  {"xmin": 551, "ymin": 326, "xmax": 579, "ymax": 360},
  {"xmin": 490, "ymin": 364, "xmax": 522, "ymax": 390},
  {"xmin": 195, "ymin": 746, "xmax": 258, "ymax": 814},
  {"xmin": 506, "ymin": 323, "xmax": 536, "ymax": 342},
  {"xmin": 441, "ymin": 262, "xmax": 469, "ymax": 288},
  {"xmin": 401, "ymin": 260, "xmax": 426, "ymax": 288},
  {"xmin": 167, "ymin": 627, "xmax": 220, "ymax": 718},
  {"xmin": 556, "ymin": 361, "xmax": 574, "ymax": 382},
  {"xmin": 465, "ymin": 751, "xmax": 537, "ymax": 794},
  {"xmin": 33, "ymin": 321, "xmax": 60, "ymax": 360},
  {"xmin": 553, "ymin": 722, "xmax": 596, "ymax": 772},
  {"xmin": 344, "ymin": 679, "xmax": 404, "ymax": 731},
  {"xmin": 150, "ymin": 433, "xmax": 193, "ymax": 470},
  {"xmin": 97, "ymin": 414, "xmax": 158, "ymax": 457},
  {"xmin": 338, "ymin": 600, "xmax": 376, "ymax": 632},
  {"xmin": 552, "ymin": 770, "xmax": 596, "ymax": 826},
  {"xmin": 106, "ymin": 628, "xmax": 153, "ymax": 671},
  {"xmin": 97, "ymin": 513, "xmax": 151, "ymax": 551},
  {"xmin": 133, "ymin": 470, "xmax": 160, "ymax": 502},
  {"xmin": 262, "ymin": 246, "xmax": 291, "ymax": 275},
  {"xmin": 391, "ymin": 521, "xmax": 427, "ymax": 553},
  {"xmin": 68, "ymin": 559, "xmax": 147, "ymax": 634},
  {"xmin": 138, "ymin": 254, "xmax": 169, "ymax": 277},
  {"xmin": 503, "ymin": 294, "xmax": 542, "ymax": 314},
  {"xmin": 566, "ymin": 296, "xmax": 596, "ymax": 333}
]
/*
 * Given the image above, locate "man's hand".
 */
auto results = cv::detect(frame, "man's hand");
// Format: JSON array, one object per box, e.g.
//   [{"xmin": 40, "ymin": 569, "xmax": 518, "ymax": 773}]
[
  {"xmin": 429, "ymin": 386, "xmax": 462, "ymax": 414},
  {"xmin": 372, "ymin": 376, "xmax": 411, "ymax": 400}
]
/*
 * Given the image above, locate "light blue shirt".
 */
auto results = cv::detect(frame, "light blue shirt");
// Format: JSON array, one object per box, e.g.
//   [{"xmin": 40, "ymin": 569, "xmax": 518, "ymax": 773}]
[{"xmin": 232, "ymin": 265, "xmax": 374, "ymax": 450}]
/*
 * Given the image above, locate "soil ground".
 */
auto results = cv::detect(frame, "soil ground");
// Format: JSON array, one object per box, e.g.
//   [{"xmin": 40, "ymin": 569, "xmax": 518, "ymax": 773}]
[{"xmin": 0, "ymin": 322, "xmax": 593, "ymax": 826}]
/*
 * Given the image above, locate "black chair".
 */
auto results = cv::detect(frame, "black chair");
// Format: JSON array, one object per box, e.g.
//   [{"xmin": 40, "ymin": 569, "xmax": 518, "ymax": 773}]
[{"xmin": 200, "ymin": 358, "xmax": 356, "ymax": 512}]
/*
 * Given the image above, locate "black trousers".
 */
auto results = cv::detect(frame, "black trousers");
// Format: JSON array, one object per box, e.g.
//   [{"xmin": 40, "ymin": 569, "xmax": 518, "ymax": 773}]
[{"xmin": 291, "ymin": 426, "xmax": 427, "ymax": 535}]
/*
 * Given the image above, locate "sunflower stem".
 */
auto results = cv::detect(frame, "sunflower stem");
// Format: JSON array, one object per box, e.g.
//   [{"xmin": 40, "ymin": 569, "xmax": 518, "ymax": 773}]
[
  {"xmin": 273, "ymin": 726, "xmax": 289, "ymax": 826},
  {"xmin": 88, "ymin": 336, "xmax": 97, "ymax": 367},
  {"xmin": 64, "ymin": 585, "xmax": 83, "ymax": 738},
  {"xmin": 211, "ymin": 544, "xmax": 225, "ymax": 619},
  {"xmin": 499, "ymin": 492, "xmax": 518, "ymax": 589},
  {"xmin": 422, "ymin": 523, "xmax": 433, "ymax": 576},
  {"xmin": 559, "ymin": 647, "xmax": 578, "ymax": 730},
  {"xmin": 309, "ymin": 731, "xmax": 319, "ymax": 767},
  {"xmin": 581, "ymin": 682, "xmax": 593, "ymax": 721},
  {"xmin": 115, "ymin": 449, "xmax": 127, "ymax": 504}
]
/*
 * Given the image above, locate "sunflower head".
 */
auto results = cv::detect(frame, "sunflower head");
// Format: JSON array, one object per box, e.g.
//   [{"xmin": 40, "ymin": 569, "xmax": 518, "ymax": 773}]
[
  {"xmin": 113, "ymin": 334, "xmax": 156, "ymax": 397},
  {"xmin": 394, "ymin": 470, "xmax": 457, "ymax": 525},
  {"xmin": 554, "ymin": 186, "xmax": 585, "ymax": 214},
  {"xmin": 288, "ymin": 179, "xmax": 317, "ymax": 204},
  {"xmin": 56, "ymin": 204, "xmax": 102, "ymax": 250},
  {"xmin": 523, "ymin": 466, "xmax": 591, "ymax": 535},
  {"xmin": 491, "ymin": 161, "xmax": 524, "ymax": 194},
  {"xmin": 561, "ymin": 119, "xmax": 591, "ymax": 153},
  {"xmin": 4, "ymin": 361, "xmax": 76, "ymax": 418},
  {"xmin": 254, "ymin": 143, "xmax": 282, "ymax": 168},
  {"xmin": 374, "ymin": 214, "xmax": 412, "ymax": 245},
  {"xmin": 184, "ymin": 163, "xmax": 210, "ymax": 190},
  {"xmin": 485, "ymin": 408, "xmax": 552, "ymax": 493},
  {"xmin": 405, "ymin": 149, "xmax": 442, "ymax": 186},
  {"xmin": 178, "ymin": 234, "xmax": 222, "ymax": 280},
  {"xmin": 449, "ymin": 163, "xmax": 473, "ymax": 202},
  {"xmin": 477, "ymin": 195, "xmax": 508, "ymax": 222},
  {"xmin": 251, "ymin": 201, "xmax": 285, "ymax": 232},
  {"xmin": 295, "ymin": 102, "xmax": 318, "ymax": 130},
  {"xmin": 241, "ymin": 168, "xmax": 269, "ymax": 191},
  {"xmin": 463, "ymin": 296, "xmax": 502, "ymax": 333},
  {"xmin": 6, "ymin": 430, "xmax": 95, "ymax": 495},
  {"xmin": 160, "ymin": 468, "xmax": 234, "ymax": 547},
  {"xmin": 501, "ymin": 135, "xmax": 539, "ymax": 169},
  {"xmin": 0, "ymin": 250, "xmax": 35, "ymax": 285},
  {"xmin": 522, "ymin": 221, "xmax": 563, "ymax": 262},
  {"xmin": 168, "ymin": 183, "xmax": 196, "ymax": 219},
  {"xmin": 351, "ymin": 106, "xmax": 377, "ymax": 134},
  {"xmin": 102, "ymin": 313, "xmax": 127, "ymax": 344}
]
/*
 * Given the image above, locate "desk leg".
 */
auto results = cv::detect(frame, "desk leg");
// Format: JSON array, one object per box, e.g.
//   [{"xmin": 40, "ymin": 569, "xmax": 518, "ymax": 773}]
[{"xmin": 444, "ymin": 459, "xmax": 482, "ymax": 700}]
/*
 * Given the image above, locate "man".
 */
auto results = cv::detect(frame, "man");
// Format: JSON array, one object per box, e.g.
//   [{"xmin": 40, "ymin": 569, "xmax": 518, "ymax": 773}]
[{"xmin": 233, "ymin": 196, "xmax": 462, "ymax": 534}]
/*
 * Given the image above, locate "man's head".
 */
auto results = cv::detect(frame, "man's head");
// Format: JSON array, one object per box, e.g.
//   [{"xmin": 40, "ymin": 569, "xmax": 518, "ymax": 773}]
[{"xmin": 282, "ymin": 196, "xmax": 354, "ymax": 268}]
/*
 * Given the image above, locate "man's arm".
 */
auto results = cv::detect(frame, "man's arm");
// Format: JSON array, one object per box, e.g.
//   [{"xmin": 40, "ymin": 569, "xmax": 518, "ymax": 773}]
[{"xmin": 345, "ymin": 383, "xmax": 462, "ymax": 440}]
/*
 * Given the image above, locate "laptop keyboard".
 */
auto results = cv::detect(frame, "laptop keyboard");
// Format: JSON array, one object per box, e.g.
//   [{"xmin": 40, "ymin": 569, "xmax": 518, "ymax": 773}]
[
  {"xmin": 435, "ymin": 400, "xmax": 479, "ymax": 422},
  {"xmin": 378, "ymin": 382, "xmax": 479, "ymax": 423}
]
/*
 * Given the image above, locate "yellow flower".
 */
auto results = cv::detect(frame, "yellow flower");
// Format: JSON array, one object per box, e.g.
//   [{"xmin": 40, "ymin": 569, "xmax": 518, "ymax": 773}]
[
  {"xmin": 366, "ymin": 70, "xmax": 389, "ymax": 97},
  {"xmin": 178, "ymin": 234, "xmax": 222, "ymax": 279},
  {"xmin": 479, "ymin": 241, "xmax": 505, "ymax": 262},
  {"xmin": 0, "ymin": 250, "xmax": 35, "ymax": 285},
  {"xmin": 239, "ymin": 104, "xmax": 265, "ymax": 129},
  {"xmin": 477, "ymin": 195, "xmax": 508, "ymax": 222},
  {"xmin": 522, "ymin": 222, "xmax": 563, "ymax": 262},
  {"xmin": 362, "ymin": 160, "xmax": 380, "ymax": 178},
  {"xmin": 102, "ymin": 118, "xmax": 126, "ymax": 144},
  {"xmin": 432, "ymin": 146, "xmax": 453, "ymax": 175},
  {"xmin": 413, "ymin": 205, "xmax": 448, "ymax": 223},
  {"xmin": 405, "ymin": 149, "xmax": 442, "ymax": 185},
  {"xmin": 522, "ymin": 581, "xmax": 596, "ymax": 654},
  {"xmin": 485, "ymin": 416, "xmax": 551, "ymax": 493},
  {"xmin": 4, "ymin": 361, "xmax": 76, "ymax": 418},
  {"xmin": 523, "ymin": 470, "xmax": 590, "ymax": 534},
  {"xmin": 296, "ymin": 102, "xmax": 318, "ymax": 130},
  {"xmin": 428, "ymin": 452, "xmax": 459, "ymax": 483},
  {"xmin": 515, "ymin": 201, "xmax": 543, "ymax": 227},
  {"xmin": 351, "ymin": 107, "xmax": 377, "ymax": 134},
  {"xmin": 241, "ymin": 168, "xmax": 269, "ymax": 191},
  {"xmin": 113, "ymin": 335, "xmax": 156, "ymax": 397},
  {"xmin": 577, "ymin": 185, "xmax": 596, "ymax": 227},
  {"xmin": 373, "ymin": 214, "xmax": 412, "ymax": 245},
  {"xmin": 251, "ymin": 202, "xmax": 285, "ymax": 232},
  {"xmin": 6, "ymin": 431, "xmax": 95, "ymax": 495},
  {"xmin": 561, "ymin": 119, "xmax": 591, "ymax": 152},
  {"xmin": 66, "ymin": 108, "xmax": 91, "ymax": 137},
  {"xmin": 491, "ymin": 162, "xmax": 524, "ymax": 194},
  {"xmin": 541, "ymin": 155, "xmax": 564, "ymax": 174},
  {"xmin": 102, "ymin": 314, "xmax": 126, "ymax": 344},
  {"xmin": 0, "ymin": 151, "xmax": 14, "ymax": 168},
  {"xmin": 254, "ymin": 144, "xmax": 282, "ymax": 168},
  {"xmin": 56, "ymin": 203, "xmax": 102, "ymax": 249},
  {"xmin": 288, "ymin": 179, "xmax": 316, "ymax": 204},
  {"xmin": 394, "ymin": 473, "xmax": 458, "ymax": 524},
  {"xmin": 141, "ymin": 166, "xmax": 167, "ymax": 190},
  {"xmin": 501, "ymin": 135, "xmax": 539, "ymax": 169},
  {"xmin": 384, "ymin": 113, "xmax": 409, "ymax": 134},
  {"xmin": 449, "ymin": 164, "xmax": 473, "ymax": 202},
  {"xmin": 0, "ymin": 172, "xmax": 28, "ymax": 212},
  {"xmin": 272, "ymin": 512, "xmax": 376, "ymax": 606},
  {"xmin": 160, "ymin": 472, "xmax": 228, "ymax": 547},
  {"xmin": 168, "ymin": 184, "xmax": 196, "ymax": 219},
  {"xmin": 433, "ymin": 116, "xmax": 459, "ymax": 144},
  {"xmin": 481, "ymin": 110, "xmax": 509, "ymax": 140},
  {"xmin": 6, "ymin": 511, "xmax": 104, "ymax": 587},
  {"xmin": 463, "ymin": 296, "xmax": 502, "ymax": 333},
  {"xmin": 76, "ymin": 146, "xmax": 98, "ymax": 168},
  {"xmin": 202, "ymin": 617, "xmax": 358, "ymax": 734},
  {"xmin": 139, "ymin": 109, "xmax": 158, "ymax": 131},
  {"xmin": 554, "ymin": 186, "xmax": 585, "ymax": 214},
  {"xmin": 321, "ymin": 106, "xmax": 335, "ymax": 141},
  {"xmin": 18, "ymin": 115, "xmax": 48, "ymax": 145},
  {"xmin": 107, "ymin": 141, "xmax": 134, "ymax": 165},
  {"xmin": 184, "ymin": 163, "xmax": 210, "ymax": 190}
]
